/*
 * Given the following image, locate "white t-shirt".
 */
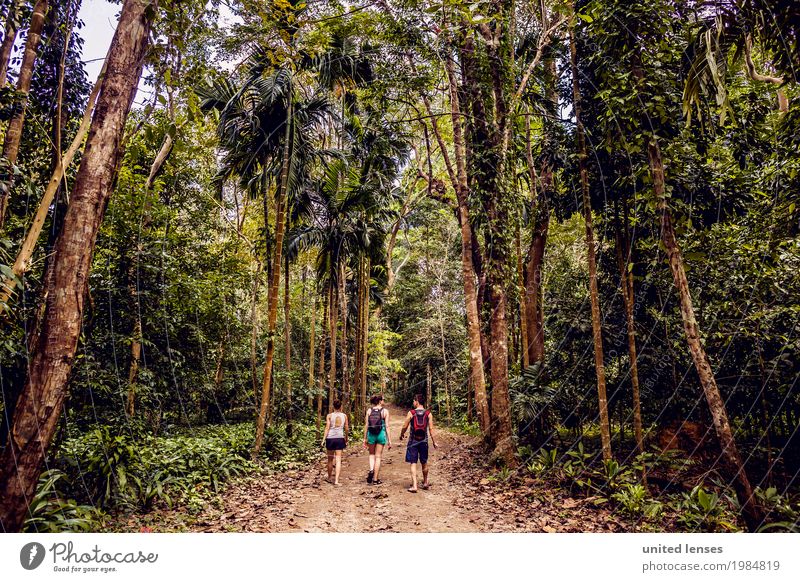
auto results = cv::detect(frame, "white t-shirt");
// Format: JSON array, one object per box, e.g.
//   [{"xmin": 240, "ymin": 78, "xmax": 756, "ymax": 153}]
[{"xmin": 328, "ymin": 412, "xmax": 346, "ymax": 439}]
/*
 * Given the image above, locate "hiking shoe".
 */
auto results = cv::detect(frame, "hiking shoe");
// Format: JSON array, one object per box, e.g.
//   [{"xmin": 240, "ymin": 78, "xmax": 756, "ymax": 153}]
[{"xmin": 367, "ymin": 470, "xmax": 374, "ymax": 484}]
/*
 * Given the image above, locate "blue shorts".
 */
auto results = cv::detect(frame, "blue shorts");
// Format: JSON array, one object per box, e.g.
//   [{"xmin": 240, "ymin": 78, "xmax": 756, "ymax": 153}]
[{"xmin": 405, "ymin": 439, "xmax": 429, "ymax": 464}]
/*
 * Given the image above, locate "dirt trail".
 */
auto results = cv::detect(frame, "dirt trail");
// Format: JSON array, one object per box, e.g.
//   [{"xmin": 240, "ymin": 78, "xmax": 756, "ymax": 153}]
[{"xmin": 190, "ymin": 405, "xmax": 622, "ymax": 533}]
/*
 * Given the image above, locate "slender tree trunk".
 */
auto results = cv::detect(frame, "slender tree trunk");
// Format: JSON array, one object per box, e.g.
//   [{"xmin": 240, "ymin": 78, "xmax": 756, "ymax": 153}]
[
  {"xmin": 614, "ymin": 200, "xmax": 645, "ymax": 469},
  {"xmin": 570, "ymin": 19, "xmax": 612, "ymax": 460},
  {"xmin": 0, "ymin": 0, "xmax": 49, "ymax": 228},
  {"xmin": 466, "ymin": 375, "xmax": 473, "ymax": 423},
  {"xmin": 316, "ymin": 284, "xmax": 328, "ymax": 440},
  {"xmin": 516, "ymin": 227, "xmax": 529, "ymax": 369},
  {"xmin": 0, "ymin": 61, "xmax": 106, "ymax": 304},
  {"xmin": 0, "ymin": 0, "xmax": 156, "ymax": 532},
  {"xmin": 648, "ymin": 138, "xmax": 761, "ymax": 530},
  {"xmin": 339, "ymin": 262, "xmax": 349, "ymax": 412},
  {"xmin": 524, "ymin": 107, "xmax": 550, "ymax": 368},
  {"xmin": 525, "ymin": 211, "xmax": 548, "ymax": 366},
  {"xmin": 126, "ymin": 95, "xmax": 175, "ymax": 418},
  {"xmin": 126, "ymin": 123, "xmax": 175, "ymax": 417},
  {"xmin": 308, "ymin": 292, "xmax": 316, "ymax": 409},
  {"xmin": 250, "ymin": 260, "xmax": 262, "ymax": 410},
  {"xmin": 328, "ymin": 272, "xmax": 338, "ymax": 413},
  {"xmin": 353, "ymin": 255, "xmax": 364, "ymax": 408},
  {"xmin": 0, "ymin": 1, "xmax": 20, "ymax": 83},
  {"xmin": 438, "ymin": 308, "xmax": 452, "ymax": 423},
  {"xmin": 755, "ymin": 327, "xmax": 773, "ymax": 485},
  {"xmin": 284, "ymin": 256, "xmax": 292, "ymax": 437},
  {"xmin": 426, "ymin": 361, "xmax": 432, "ymax": 413},
  {"xmin": 207, "ymin": 341, "xmax": 225, "ymax": 422},
  {"xmin": 253, "ymin": 97, "xmax": 293, "ymax": 457},
  {"xmin": 360, "ymin": 257, "xmax": 370, "ymax": 410}
]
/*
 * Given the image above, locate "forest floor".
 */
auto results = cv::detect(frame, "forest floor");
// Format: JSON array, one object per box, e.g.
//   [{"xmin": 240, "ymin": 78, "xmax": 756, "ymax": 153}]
[{"xmin": 117, "ymin": 405, "xmax": 630, "ymax": 533}]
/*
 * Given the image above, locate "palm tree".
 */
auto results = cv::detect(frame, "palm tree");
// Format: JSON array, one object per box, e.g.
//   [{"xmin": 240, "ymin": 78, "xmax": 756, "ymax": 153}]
[
  {"xmin": 314, "ymin": 25, "xmax": 374, "ymax": 149},
  {"xmin": 288, "ymin": 135, "xmax": 402, "ymax": 405},
  {"xmin": 198, "ymin": 59, "xmax": 331, "ymax": 457}
]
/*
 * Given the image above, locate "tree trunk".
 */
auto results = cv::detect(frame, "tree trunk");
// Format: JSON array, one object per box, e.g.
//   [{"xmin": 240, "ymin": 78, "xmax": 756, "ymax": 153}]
[
  {"xmin": 444, "ymin": 46, "xmax": 490, "ymax": 437},
  {"xmin": 316, "ymin": 284, "xmax": 328, "ymax": 440},
  {"xmin": 614, "ymin": 199, "xmax": 645, "ymax": 468},
  {"xmin": 284, "ymin": 256, "xmax": 292, "ymax": 437},
  {"xmin": 338, "ymin": 262, "xmax": 349, "ymax": 412},
  {"xmin": 523, "ymin": 63, "xmax": 555, "ymax": 369},
  {"xmin": 525, "ymin": 210, "xmax": 548, "ymax": 366},
  {"xmin": 0, "ymin": 0, "xmax": 156, "ymax": 533},
  {"xmin": 438, "ymin": 307, "xmax": 452, "ymax": 423},
  {"xmin": 466, "ymin": 375, "xmax": 473, "ymax": 423},
  {"xmin": 426, "ymin": 361, "xmax": 432, "ymax": 412},
  {"xmin": 353, "ymin": 255, "xmax": 364, "ymax": 408},
  {"xmin": 307, "ymin": 291, "xmax": 316, "ymax": 409},
  {"xmin": 0, "ymin": 0, "xmax": 49, "ymax": 227},
  {"xmin": 206, "ymin": 341, "xmax": 225, "ymax": 423},
  {"xmin": 253, "ymin": 97, "xmax": 293, "ymax": 457},
  {"xmin": 755, "ymin": 327, "xmax": 773, "ymax": 485},
  {"xmin": 516, "ymin": 227, "xmax": 529, "ymax": 369},
  {"xmin": 570, "ymin": 19, "xmax": 612, "ymax": 460},
  {"xmin": 0, "ymin": 61, "xmax": 106, "ymax": 304},
  {"xmin": 647, "ymin": 138, "xmax": 762, "ymax": 530},
  {"xmin": 328, "ymin": 272, "xmax": 338, "ymax": 413},
  {"xmin": 458, "ymin": 27, "xmax": 515, "ymax": 464},
  {"xmin": 487, "ymin": 280, "xmax": 515, "ymax": 464},
  {"xmin": 126, "ymin": 125, "xmax": 175, "ymax": 417},
  {"xmin": 0, "ymin": 1, "xmax": 20, "ymax": 83},
  {"xmin": 360, "ymin": 257, "xmax": 370, "ymax": 410},
  {"xmin": 250, "ymin": 260, "xmax": 262, "ymax": 411}
]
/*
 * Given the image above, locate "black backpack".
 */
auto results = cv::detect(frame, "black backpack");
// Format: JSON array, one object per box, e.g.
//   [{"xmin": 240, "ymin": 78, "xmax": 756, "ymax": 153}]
[
  {"xmin": 367, "ymin": 407, "xmax": 384, "ymax": 435},
  {"xmin": 411, "ymin": 409, "xmax": 430, "ymax": 441}
]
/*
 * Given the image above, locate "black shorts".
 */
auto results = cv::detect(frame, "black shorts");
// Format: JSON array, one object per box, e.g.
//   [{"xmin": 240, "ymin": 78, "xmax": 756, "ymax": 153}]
[
  {"xmin": 405, "ymin": 439, "xmax": 429, "ymax": 464},
  {"xmin": 326, "ymin": 437, "xmax": 346, "ymax": 451}
]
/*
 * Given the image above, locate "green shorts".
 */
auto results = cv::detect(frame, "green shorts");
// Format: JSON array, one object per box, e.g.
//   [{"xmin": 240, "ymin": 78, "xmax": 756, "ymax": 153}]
[{"xmin": 366, "ymin": 428, "xmax": 387, "ymax": 445}]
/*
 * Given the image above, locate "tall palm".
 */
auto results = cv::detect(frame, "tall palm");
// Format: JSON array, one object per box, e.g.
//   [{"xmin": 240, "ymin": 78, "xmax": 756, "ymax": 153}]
[
  {"xmin": 198, "ymin": 60, "xmax": 331, "ymax": 457},
  {"xmin": 288, "ymin": 142, "xmax": 401, "ymax": 405},
  {"xmin": 314, "ymin": 26, "xmax": 374, "ymax": 148}
]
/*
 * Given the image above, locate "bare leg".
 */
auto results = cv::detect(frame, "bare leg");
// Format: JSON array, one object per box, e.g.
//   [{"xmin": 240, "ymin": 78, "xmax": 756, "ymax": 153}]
[
  {"xmin": 334, "ymin": 450, "xmax": 342, "ymax": 485},
  {"xmin": 374, "ymin": 443, "xmax": 384, "ymax": 481},
  {"xmin": 408, "ymin": 462, "xmax": 418, "ymax": 491},
  {"xmin": 326, "ymin": 451, "xmax": 334, "ymax": 481},
  {"xmin": 368, "ymin": 443, "xmax": 376, "ymax": 471},
  {"xmin": 421, "ymin": 462, "xmax": 429, "ymax": 488}
]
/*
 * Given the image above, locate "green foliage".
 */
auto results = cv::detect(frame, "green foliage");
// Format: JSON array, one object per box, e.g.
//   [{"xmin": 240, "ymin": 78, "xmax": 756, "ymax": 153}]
[
  {"xmin": 449, "ymin": 417, "xmax": 482, "ymax": 437},
  {"xmin": 54, "ymin": 421, "xmax": 319, "ymax": 517},
  {"xmin": 611, "ymin": 484, "xmax": 663, "ymax": 520},
  {"xmin": 674, "ymin": 485, "xmax": 740, "ymax": 532},
  {"xmin": 486, "ymin": 466, "xmax": 513, "ymax": 483},
  {"xmin": 510, "ymin": 363, "xmax": 559, "ymax": 436},
  {"xmin": 24, "ymin": 470, "xmax": 104, "ymax": 533},
  {"xmin": 754, "ymin": 486, "xmax": 799, "ymax": 531}
]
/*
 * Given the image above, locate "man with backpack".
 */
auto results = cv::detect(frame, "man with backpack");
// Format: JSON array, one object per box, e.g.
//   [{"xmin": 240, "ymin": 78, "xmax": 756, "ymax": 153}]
[
  {"xmin": 363, "ymin": 394, "xmax": 391, "ymax": 485},
  {"xmin": 399, "ymin": 393, "xmax": 438, "ymax": 493}
]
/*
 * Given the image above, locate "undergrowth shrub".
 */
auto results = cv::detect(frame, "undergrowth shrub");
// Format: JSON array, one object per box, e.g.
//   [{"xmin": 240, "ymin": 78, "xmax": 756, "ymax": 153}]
[{"xmin": 28, "ymin": 420, "xmax": 321, "ymax": 531}]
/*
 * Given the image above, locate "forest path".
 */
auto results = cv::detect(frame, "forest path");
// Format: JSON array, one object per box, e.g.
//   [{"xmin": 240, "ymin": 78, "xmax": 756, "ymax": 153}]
[
  {"xmin": 196, "ymin": 405, "xmax": 481, "ymax": 532},
  {"xmin": 190, "ymin": 404, "xmax": 623, "ymax": 533}
]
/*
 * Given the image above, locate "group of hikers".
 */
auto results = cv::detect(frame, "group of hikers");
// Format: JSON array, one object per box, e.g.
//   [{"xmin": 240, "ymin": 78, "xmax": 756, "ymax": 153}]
[{"xmin": 321, "ymin": 393, "xmax": 438, "ymax": 493}]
